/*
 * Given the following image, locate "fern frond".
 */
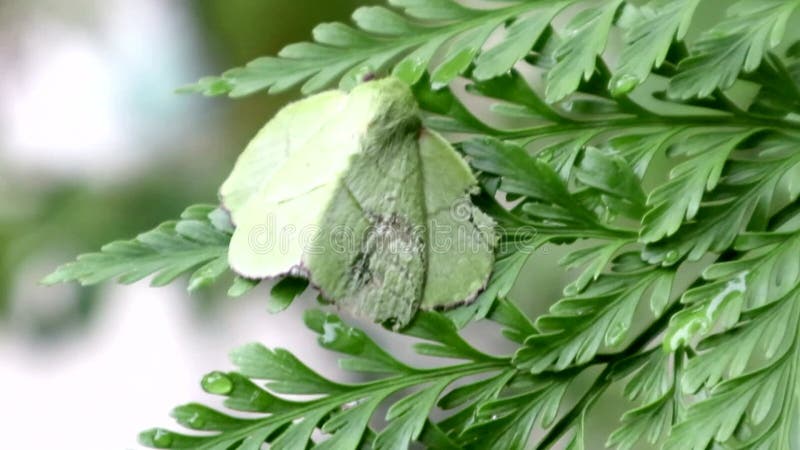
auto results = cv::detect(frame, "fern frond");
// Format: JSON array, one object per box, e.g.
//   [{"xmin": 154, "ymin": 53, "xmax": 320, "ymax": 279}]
[
  {"xmin": 668, "ymin": 0, "xmax": 800, "ymax": 99},
  {"xmin": 42, "ymin": 205, "xmax": 231, "ymax": 292},
  {"xmin": 606, "ymin": 349, "xmax": 677, "ymax": 450},
  {"xmin": 644, "ymin": 133, "xmax": 800, "ymax": 264},
  {"xmin": 665, "ymin": 229, "xmax": 800, "ymax": 352},
  {"xmin": 182, "ymin": 1, "xmax": 573, "ymax": 97},
  {"xmin": 639, "ymin": 129, "xmax": 755, "ymax": 244},
  {"xmin": 545, "ymin": 0, "xmax": 622, "ymax": 103},
  {"xmin": 609, "ymin": 0, "xmax": 700, "ymax": 95},
  {"xmin": 514, "ymin": 268, "xmax": 674, "ymax": 373},
  {"xmin": 665, "ymin": 286, "xmax": 800, "ymax": 449},
  {"xmin": 139, "ymin": 311, "xmax": 512, "ymax": 450},
  {"xmin": 45, "ymin": 1, "xmax": 800, "ymax": 449}
]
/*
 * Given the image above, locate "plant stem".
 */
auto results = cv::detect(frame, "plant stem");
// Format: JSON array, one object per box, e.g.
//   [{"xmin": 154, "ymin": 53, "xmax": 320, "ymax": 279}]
[{"xmin": 501, "ymin": 115, "xmax": 800, "ymax": 141}]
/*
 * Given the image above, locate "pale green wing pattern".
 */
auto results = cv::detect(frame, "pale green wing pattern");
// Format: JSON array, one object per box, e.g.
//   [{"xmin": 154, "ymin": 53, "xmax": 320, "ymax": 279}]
[
  {"xmin": 220, "ymin": 90, "xmax": 347, "ymax": 223},
  {"xmin": 418, "ymin": 130, "xmax": 495, "ymax": 310},
  {"xmin": 222, "ymin": 77, "xmax": 495, "ymax": 327},
  {"xmin": 223, "ymin": 81, "xmax": 394, "ymax": 278}
]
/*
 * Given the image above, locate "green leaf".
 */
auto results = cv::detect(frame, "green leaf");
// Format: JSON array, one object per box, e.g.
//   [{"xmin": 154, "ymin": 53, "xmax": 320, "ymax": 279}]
[
  {"xmin": 609, "ymin": 0, "xmax": 700, "ymax": 95},
  {"xmin": 682, "ymin": 294, "xmax": 797, "ymax": 393},
  {"xmin": 607, "ymin": 128, "xmax": 685, "ymax": 179},
  {"xmin": 575, "ymin": 146, "xmax": 647, "ymax": 218},
  {"xmin": 607, "ymin": 349, "xmax": 676, "ymax": 450},
  {"xmin": 43, "ymin": 204, "xmax": 230, "ymax": 292},
  {"xmin": 515, "ymin": 270, "xmax": 675, "ymax": 373},
  {"xmin": 438, "ymin": 369, "xmax": 515, "ymax": 410},
  {"xmin": 664, "ymin": 345, "xmax": 797, "ymax": 450},
  {"xmin": 404, "ymin": 311, "xmax": 495, "ymax": 361},
  {"xmin": 230, "ymin": 343, "xmax": 345, "ymax": 395},
  {"xmin": 228, "ymin": 276, "xmax": 259, "ymax": 297},
  {"xmin": 468, "ymin": 70, "xmax": 567, "ymax": 123},
  {"xmin": 564, "ymin": 412, "xmax": 586, "ymax": 450},
  {"xmin": 462, "ymin": 137, "xmax": 588, "ymax": 218},
  {"xmin": 267, "ymin": 276, "xmax": 308, "ymax": 313},
  {"xmin": 462, "ymin": 381, "xmax": 568, "ymax": 449},
  {"xmin": 473, "ymin": 5, "xmax": 565, "ymax": 81},
  {"xmin": 559, "ymin": 239, "xmax": 631, "ymax": 296},
  {"xmin": 181, "ymin": 1, "xmax": 576, "ymax": 97},
  {"xmin": 545, "ymin": 0, "xmax": 622, "ymax": 103},
  {"xmin": 640, "ymin": 129, "xmax": 753, "ymax": 245},
  {"xmin": 643, "ymin": 135, "xmax": 800, "ymax": 264},
  {"xmin": 140, "ymin": 314, "xmax": 507, "ymax": 450},
  {"xmin": 430, "ymin": 19, "xmax": 503, "ymax": 89},
  {"xmin": 374, "ymin": 378, "xmax": 454, "ymax": 450},
  {"xmin": 317, "ymin": 398, "xmax": 384, "ymax": 450},
  {"xmin": 668, "ymin": 0, "xmax": 800, "ymax": 99},
  {"xmin": 487, "ymin": 298, "xmax": 537, "ymax": 345},
  {"xmin": 608, "ymin": 393, "xmax": 675, "ymax": 450},
  {"xmin": 304, "ymin": 310, "xmax": 412, "ymax": 374}
]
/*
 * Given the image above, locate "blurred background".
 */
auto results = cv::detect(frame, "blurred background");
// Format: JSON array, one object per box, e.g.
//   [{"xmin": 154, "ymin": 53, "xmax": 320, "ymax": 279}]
[
  {"xmin": 0, "ymin": 1, "xmax": 738, "ymax": 449},
  {"xmin": 0, "ymin": 2, "xmax": 395, "ymax": 448}
]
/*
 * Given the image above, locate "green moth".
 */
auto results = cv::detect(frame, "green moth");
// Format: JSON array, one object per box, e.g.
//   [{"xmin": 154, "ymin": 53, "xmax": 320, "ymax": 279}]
[{"xmin": 221, "ymin": 77, "xmax": 495, "ymax": 328}]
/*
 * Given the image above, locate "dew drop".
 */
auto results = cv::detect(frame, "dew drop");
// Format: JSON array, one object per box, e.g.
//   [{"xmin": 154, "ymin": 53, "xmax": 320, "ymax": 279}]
[
  {"xmin": 394, "ymin": 59, "xmax": 423, "ymax": 84},
  {"xmin": 151, "ymin": 429, "xmax": 173, "ymax": 448},
  {"xmin": 606, "ymin": 322, "xmax": 626, "ymax": 346},
  {"xmin": 610, "ymin": 74, "xmax": 638, "ymax": 96},
  {"xmin": 201, "ymin": 371, "xmax": 233, "ymax": 395},
  {"xmin": 663, "ymin": 250, "xmax": 680, "ymax": 264},
  {"xmin": 188, "ymin": 412, "xmax": 205, "ymax": 429},
  {"xmin": 342, "ymin": 400, "xmax": 359, "ymax": 410}
]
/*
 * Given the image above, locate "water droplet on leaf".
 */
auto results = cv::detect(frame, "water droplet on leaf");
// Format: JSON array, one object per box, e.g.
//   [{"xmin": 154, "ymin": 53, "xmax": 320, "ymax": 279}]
[
  {"xmin": 663, "ymin": 250, "xmax": 680, "ymax": 264},
  {"xmin": 201, "ymin": 371, "xmax": 233, "ymax": 395},
  {"xmin": 563, "ymin": 283, "xmax": 579, "ymax": 297},
  {"xmin": 393, "ymin": 58, "xmax": 425, "ymax": 85},
  {"xmin": 151, "ymin": 429, "xmax": 173, "ymax": 448},
  {"xmin": 610, "ymin": 74, "xmax": 638, "ymax": 96},
  {"xmin": 188, "ymin": 412, "xmax": 205, "ymax": 428}
]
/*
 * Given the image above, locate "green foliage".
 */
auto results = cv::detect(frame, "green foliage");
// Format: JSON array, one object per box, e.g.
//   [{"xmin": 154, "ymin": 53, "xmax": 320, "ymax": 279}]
[
  {"xmin": 181, "ymin": 0, "xmax": 573, "ymax": 97},
  {"xmin": 138, "ymin": 310, "xmax": 515, "ymax": 450},
  {"xmin": 667, "ymin": 0, "xmax": 800, "ymax": 99},
  {"xmin": 545, "ymin": 0, "xmax": 622, "ymax": 103},
  {"xmin": 47, "ymin": 0, "xmax": 800, "ymax": 448},
  {"xmin": 606, "ymin": 349, "xmax": 677, "ymax": 450},
  {"xmin": 43, "ymin": 205, "xmax": 231, "ymax": 292},
  {"xmin": 609, "ymin": 0, "xmax": 699, "ymax": 95}
]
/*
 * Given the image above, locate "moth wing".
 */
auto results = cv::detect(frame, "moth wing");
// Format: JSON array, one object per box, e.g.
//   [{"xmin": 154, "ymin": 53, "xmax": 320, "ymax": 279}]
[
  {"xmin": 418, "ymin": 130, "xmax": 496, "ymax": 310},
  {"xmin": 225, "ymin": 89, "xmax": 374, "ymax": 278},
  {"xmin": 220, "ymin": 90, "xmax": 347, "ymax": 223},
  {"xmin": 307, "ymin": 82, "xmax": 426, "ymax": 328}
]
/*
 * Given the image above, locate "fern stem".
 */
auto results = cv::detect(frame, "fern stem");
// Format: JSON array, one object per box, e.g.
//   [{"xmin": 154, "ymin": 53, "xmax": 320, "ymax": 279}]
[
  {"xmin": 190, "ymin": 360, "xmax": 508, "ymax": 449},
  {"xmin": 500, "ymin": 115, "xmax": 800, "ymax": 141}
]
